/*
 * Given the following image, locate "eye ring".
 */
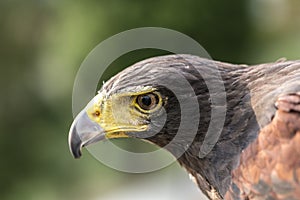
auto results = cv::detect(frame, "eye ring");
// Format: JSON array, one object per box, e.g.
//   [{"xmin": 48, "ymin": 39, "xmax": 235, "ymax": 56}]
[{"xmin": 135, "ymin": 92, "xmax": 160, "ymax": 112}]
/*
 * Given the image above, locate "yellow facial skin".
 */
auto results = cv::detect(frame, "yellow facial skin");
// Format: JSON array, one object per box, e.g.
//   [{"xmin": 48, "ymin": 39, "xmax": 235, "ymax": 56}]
[{"xmin": 86, "ymin": 88, "xmax": 163, "ymax": 139}]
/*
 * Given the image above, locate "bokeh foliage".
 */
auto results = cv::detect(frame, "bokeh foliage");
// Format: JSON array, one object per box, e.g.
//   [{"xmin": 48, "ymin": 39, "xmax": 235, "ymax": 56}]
[{"xmin": 0, "ymin": 0, "xmax": 299, "ymax": 200}]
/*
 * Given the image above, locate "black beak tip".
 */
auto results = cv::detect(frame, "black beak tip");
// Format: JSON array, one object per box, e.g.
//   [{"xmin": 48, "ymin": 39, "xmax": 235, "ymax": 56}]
[
  {"xmin": 69, "ymin": 127, "xmax": 83, "ymax": 159},
  {"xmin": 71, "ymin": 141, "xmax": 82, "ymax": 159}
]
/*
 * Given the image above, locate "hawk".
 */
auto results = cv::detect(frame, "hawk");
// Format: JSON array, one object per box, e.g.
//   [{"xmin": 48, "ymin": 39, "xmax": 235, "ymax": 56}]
[{"xmin": 68, "ymin": 54, "xmax": 300, "ymax": 199}]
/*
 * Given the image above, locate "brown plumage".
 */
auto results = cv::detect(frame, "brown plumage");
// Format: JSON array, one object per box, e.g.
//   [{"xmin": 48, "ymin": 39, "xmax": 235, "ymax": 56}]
[
  {"xmin": 225, "ymin": 93, "xmax": 300, "ymax": 200},
  {"xmin": 68, "ymin": 55, "xmax": 300, "ymax": 200}
]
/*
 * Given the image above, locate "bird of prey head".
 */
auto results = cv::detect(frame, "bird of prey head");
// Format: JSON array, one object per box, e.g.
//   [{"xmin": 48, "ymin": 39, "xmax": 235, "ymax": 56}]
[
  {"xmin": 69, "ymin": 54, "xmax": 205, "ymax": 158},
  {"xmin": 69, "ymin": 54, "xmax": 300, "ymax": 200}
]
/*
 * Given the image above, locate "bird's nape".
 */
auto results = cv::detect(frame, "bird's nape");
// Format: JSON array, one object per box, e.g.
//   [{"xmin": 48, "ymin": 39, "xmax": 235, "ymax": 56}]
[{"xmin": 68, "ymin": 54, "xmax": 300, "ymax": 200}]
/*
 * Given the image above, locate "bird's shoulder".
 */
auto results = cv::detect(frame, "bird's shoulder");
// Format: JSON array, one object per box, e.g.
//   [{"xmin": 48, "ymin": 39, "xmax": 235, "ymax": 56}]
[{"xmin": 225, "ymin": 93, "xmax": 300, "ymax": 200}]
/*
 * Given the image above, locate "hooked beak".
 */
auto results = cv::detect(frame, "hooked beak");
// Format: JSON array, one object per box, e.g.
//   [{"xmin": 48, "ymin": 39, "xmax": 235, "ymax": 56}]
[{"xmin": 68, "ymin": 111, "xmax": 106, "ymax": 158}]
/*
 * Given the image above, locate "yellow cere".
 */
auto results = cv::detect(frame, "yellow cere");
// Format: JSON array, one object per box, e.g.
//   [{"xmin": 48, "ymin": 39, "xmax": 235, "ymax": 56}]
[{"xmin": 85, "ymin": 87, "xmax": 163, "ymax": 139}]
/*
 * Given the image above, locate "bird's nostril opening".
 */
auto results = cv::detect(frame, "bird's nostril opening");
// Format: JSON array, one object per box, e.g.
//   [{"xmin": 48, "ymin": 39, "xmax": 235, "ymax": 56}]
[{"xmin": 93, "ymin": 111, "xmax": 100, "ymax": 117}]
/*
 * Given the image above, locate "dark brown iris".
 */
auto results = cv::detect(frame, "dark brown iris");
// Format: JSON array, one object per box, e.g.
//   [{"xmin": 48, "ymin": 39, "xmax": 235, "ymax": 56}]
[{"xmin": 136, "ymin": 93, "xmax": 158, "ymax": 111}]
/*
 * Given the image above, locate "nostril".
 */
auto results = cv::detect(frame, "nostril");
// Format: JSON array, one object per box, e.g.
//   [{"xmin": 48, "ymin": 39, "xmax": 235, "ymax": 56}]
[{"xmin": 94, "ymin": 111, "xmax": 100, "ymax": 117}]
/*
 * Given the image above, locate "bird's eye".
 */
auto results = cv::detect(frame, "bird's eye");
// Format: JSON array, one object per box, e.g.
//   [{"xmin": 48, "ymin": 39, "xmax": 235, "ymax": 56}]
[{"xmin": 136, "ymin": 93, "xmax": 159, "ymax": 111}]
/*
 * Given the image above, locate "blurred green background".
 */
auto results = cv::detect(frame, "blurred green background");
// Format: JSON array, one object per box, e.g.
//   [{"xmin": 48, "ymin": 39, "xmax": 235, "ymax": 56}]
[{"xmin": 1, "ymin": 0, "xmax": 299, "ymax": 200}]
